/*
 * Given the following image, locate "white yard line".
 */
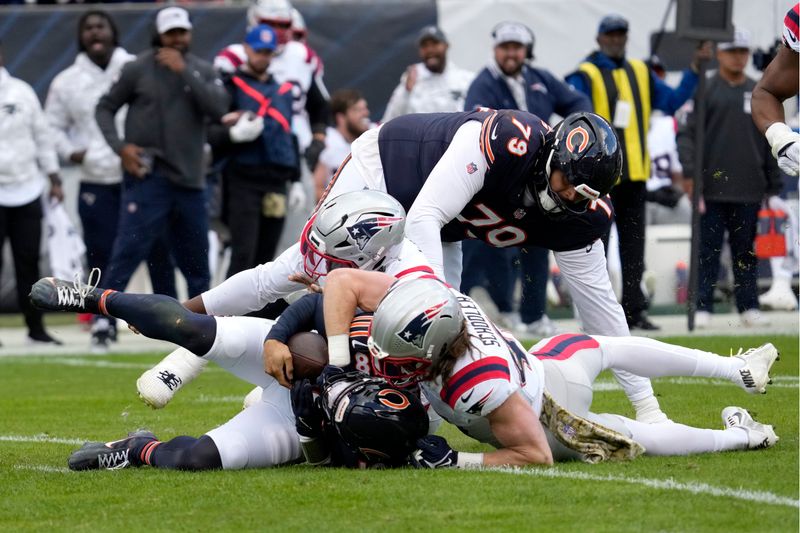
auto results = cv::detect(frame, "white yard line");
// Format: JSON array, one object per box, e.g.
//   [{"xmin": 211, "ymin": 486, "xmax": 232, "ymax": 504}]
[
  {"xmin": 4, "ymin": 433, "xmax": 798, "ymax": 508},
  {"xmin": 0, "ymin": 356, "xmax": 222, "ymax": 372},
  {"xmin": 490, "ymin": 466, "xmax": 800, "ymax": 508},
  {"xmin": 593, "ymin": 376, "xmax": 798, "ymax": 391},
  {"xmin": 0, "ymin": 434, "xmax": 85, "ymax": 445},
  {"xmin": 13, "ymin": 464, "xmax": 71, "ymax": 474}
]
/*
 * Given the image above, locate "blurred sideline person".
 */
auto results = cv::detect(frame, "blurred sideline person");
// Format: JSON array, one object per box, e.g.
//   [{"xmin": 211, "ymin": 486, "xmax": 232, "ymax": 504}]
[
  {"xmin": 322, "ymin": 272, "xmax": 779, "ymax": 467},
  {"xmin": 95, "ymin": 7, "xmax": 228, "ymax": 346},
  {"xmin": 0, "ymin": 41, "xmax": 63, "ymax": 345},
  {"xmin": 643, "ymin": 56, "xmax": 689, "ymax": 225},
  {"xmin": 461, "ymin": 21, "xmax": 591, "ymax": 337},
  {"xmin": 566, "ymin": 14, "xmax": 712, "ymax": 331},
  {"xmin": 312, "ymin": 89, "xmax": 371, "ymax": 201},
  {"xmin": 752, "ymin": 3, "xmax": 799, "ymax": 177},
  {"xmin": 315, "ymin": 108, "xmax": 677, "ymax": 425},
  {"xmin": 30, "ymin": 277, "xmax": 428, "ymax": 471},
  {"xmin": 381, "ymin": 25, "xmax": 474, "ymax": 122},
  {"xmin": 209, "ymin": 24, "xmax": 302, "ymax": 278},
  {"xmin": 677, "ymin": 31, "xmax": 782, "ymax": 329},
  {"xmin": 135, "ymin": 191, "xmax": 434, "ymax": 409},
  {"xmin": 214, "ymin": 0, "xmax": 330, "ymax": 172},
  {"xmin": 45, "ymin": 10, "xmax": 176, "ymax": 351}
]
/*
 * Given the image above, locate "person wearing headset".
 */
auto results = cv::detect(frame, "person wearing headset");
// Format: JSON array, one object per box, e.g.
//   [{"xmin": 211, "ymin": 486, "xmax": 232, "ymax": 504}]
[{"xmin": 462, "ymin": 21, "xmax": 592, "ymax": 338}]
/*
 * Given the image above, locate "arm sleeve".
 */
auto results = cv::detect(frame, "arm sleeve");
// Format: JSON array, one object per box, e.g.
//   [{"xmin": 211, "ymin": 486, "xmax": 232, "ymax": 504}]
[
  {"xmin": 380, "ymin": 78, "xmax": 410, "ymax": 123},
  {"xmin": 554, "ymin": 241, "xmax": 629, "ymax": 336},
  {"xmin": 28, "ymin": 87, "xmax": 59, "ymax": 175},
  {"xmin": 96, "ymin": 62, "xmax": 136, "ymax": 154},
  {"xmin": 652, "ymin": 69, "xmax": 698, "ymax": 116},
  {"xmin": 44, "ymin": 79, "xmax": 78, "ymax": 162},
  {"xmin": 180, "ymin": 63, "xmax": 229, "ymax": 122},
  {"xmin": 201, "ymin": 243, "xmax": 307, "ymax": 315},
  {"xmin": 265, "ymin": 293, "xmax": 323, "ymax": 343},
  {"xmin": 675, "ymin": 101, "xmax": 696, "ymax": 179},
  {"xmin": 405, "ymin": 121, "xmax": 487, "ymax": 278},
  {"xmin": 305, "ymin": 77, "xmax": 330, "ymax": 134}
]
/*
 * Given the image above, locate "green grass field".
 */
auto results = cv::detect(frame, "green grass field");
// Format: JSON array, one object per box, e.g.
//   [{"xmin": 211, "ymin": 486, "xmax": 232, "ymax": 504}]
[{"xmin": 0, "ymin": 334, "xmax": 797, "ymax": 532}]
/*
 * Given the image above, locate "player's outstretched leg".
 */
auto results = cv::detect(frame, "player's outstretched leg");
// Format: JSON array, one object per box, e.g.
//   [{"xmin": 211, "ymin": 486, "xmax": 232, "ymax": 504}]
[
  {"xmin": 69, "ymin": 433, "xmax": 222, "ymax": 471},
  {"xmin": 30, "ymin": 276, "xmax": 217, "ymax": 356},
  {"xmin": 596, "ymin": 336, "xmax": 780, "ymax": 394},
  {"xmin": 592, "ymin": 409, "xmax": 778, "ymax": 456}
]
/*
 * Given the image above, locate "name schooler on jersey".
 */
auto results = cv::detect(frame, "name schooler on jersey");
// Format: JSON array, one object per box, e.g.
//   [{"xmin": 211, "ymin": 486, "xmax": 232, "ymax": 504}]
[{"xmin": 420, "ymin": 290, "xmax": 546, "ymax": 447}]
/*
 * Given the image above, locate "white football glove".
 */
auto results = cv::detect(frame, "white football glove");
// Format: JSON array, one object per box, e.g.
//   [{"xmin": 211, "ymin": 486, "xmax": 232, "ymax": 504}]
[
  {"xmin": 229, "ymin": 113, "xmax": 264, "ymax": 143},
  {"xmin": 288, "ymin": 181, "xmax": 307, "ymax": 210},
  {"xmin": 765, "ymin": 122, "xmax": 800, "ymax": 177}
]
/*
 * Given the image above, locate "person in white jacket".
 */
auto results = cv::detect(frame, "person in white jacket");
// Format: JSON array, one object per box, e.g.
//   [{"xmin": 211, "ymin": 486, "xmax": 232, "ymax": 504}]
[
  {"xmin": 45, "ymin": 11, "xmax": 176, "ymax": 353},
  {"xmin": 0, "ymin": 42, "xmax": 63, "ymax": 345},
  {"xmin": 381, "ymin": 26, "xmax": 474, "ymax": 122}
]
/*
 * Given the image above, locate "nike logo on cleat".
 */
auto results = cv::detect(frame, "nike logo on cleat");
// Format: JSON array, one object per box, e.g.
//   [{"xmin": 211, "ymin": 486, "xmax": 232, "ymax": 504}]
[
  {"xmin": 739, "ymin": 369, "xmax": 756, "ymax": 388},
  {"xmin": 726, "ymin": 412, "xmax": 744, "ymax": 427}
]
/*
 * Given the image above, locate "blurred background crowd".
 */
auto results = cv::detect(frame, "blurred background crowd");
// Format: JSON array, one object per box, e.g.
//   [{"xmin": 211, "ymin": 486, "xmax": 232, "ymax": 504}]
[{"xmin": 0, "ymin": 0, "xmax": 797, "ymax": 351}]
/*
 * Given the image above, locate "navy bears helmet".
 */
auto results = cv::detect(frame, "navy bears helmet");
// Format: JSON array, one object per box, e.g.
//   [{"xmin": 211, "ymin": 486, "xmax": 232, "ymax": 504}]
[
  {"xmin": 321, "ymin": 371, "xmax": 428, "ymax": 466},
  {"xmin": 534, "ymin": 112, "xmax": 622, "ymax": 218}
]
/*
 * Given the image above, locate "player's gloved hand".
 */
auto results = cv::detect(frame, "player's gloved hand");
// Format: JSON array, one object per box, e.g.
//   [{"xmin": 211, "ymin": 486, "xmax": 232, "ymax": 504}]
[
  {"xmin": 291, "ymin": 379, "xmax": 323, "ymax": 438},
  {"xmin": 410, "ymin": 435, "xmax": 458, "ymax": 469},
  {"xmin": 229, "ymin": 113, "xmax": 264, "ymax": 143},
  {"xmin": 304, "ymin": 138, "xmax": 326, "ymax": 170},
  {"xmin": 288, "ymin": 182, "xmax": 307, "ymax": 210},
  {"xmin": 765, "ymin": 123, "xmax": 800, "ymax": 177},
  {"xmin": 316, "ymin": 364, "xmax": 345, "ymax": 388}
]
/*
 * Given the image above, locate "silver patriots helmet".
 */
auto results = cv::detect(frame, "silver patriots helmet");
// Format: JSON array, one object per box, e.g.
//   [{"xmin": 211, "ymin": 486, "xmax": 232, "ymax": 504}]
[
  {"xmin": 300, "ymin": 190, "xmax": 406, "ymax": 280},
  {"xmin": 368, "ymin": 278, "xmax": 464, "ymax": 387}
]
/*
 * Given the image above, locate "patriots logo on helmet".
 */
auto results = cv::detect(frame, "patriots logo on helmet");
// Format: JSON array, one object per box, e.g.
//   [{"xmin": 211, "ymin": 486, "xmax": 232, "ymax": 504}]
[
  {"xmin": 396, "ymin": 301, "xmax": 447, "ymax": 350},
  {"xmin": 346, "ymin": 216, "xmax": 403, "ymax": 251}
]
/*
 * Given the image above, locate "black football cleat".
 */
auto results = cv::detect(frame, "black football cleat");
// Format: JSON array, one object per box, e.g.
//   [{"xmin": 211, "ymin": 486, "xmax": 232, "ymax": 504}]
[
  {"xmin": 68, "ymin": 430, "xmax": 157, "ymax": 471},
  {"xmin": 29, "ymin": 269, "xmax": 105, "ymax": 314}
]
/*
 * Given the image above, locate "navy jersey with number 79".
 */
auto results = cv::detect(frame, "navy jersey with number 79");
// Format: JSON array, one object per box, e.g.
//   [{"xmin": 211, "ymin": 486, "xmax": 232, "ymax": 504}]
[{"xmin": 378, "ymin": 109, "xmax": 613, "ymax": 252}]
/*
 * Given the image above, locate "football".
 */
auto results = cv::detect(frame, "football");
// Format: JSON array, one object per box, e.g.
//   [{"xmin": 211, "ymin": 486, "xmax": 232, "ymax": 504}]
[{"xmin": 288, "ymin": 332, "xmax": 329, "ymax": 380}]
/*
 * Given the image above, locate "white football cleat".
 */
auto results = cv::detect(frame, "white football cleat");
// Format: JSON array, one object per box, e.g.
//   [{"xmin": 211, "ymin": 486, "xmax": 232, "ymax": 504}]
[
  {"xmin": 242, "ymin": 386, "xmax": 264, "ymax": 410},
  {"xmin": 733, "ymin": 343, "xmax": 780, "ymax": 394},
  {"xmin": 136, "ymin": 347, "xmax": 208, "ymax": 409},
  {"xmin": 740, "ymin": 309, "xmax": 771, "ymax": 328},
  {"xmin": 721, "ymin": 406, "xmax": 778, "ymax": 450},
  {"xmin": 694, "ymin": 311, "xmax": 711, "ymax": 329}
]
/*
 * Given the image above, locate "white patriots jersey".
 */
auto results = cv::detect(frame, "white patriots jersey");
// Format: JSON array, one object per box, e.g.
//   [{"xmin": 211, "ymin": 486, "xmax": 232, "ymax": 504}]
[
  {"xmin": 421, "ymin": 291, "xmax": 545, "ymax": 447},
  {"xmin": 214, "ymin": 41, "xmax": 321, "ymax": 149}
]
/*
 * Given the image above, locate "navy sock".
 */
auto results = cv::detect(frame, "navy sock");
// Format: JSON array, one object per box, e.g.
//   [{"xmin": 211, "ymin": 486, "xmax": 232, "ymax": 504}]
[
  {"xmin": 103, "ymin": 293, "xmax": 217, "ymax": 355},
  {"xmin": 134, "ymin": 435, "xmax": 222, "ymax": 470}
]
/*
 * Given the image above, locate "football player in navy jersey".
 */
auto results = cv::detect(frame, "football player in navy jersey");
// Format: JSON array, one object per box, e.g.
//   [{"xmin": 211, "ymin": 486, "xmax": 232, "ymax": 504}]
[
  {"xmin": 320, "ymin": 109, "xmax": 673, "ymax": 425},
  {"xmin": 29, "ymin": 276, "xmax": 431, "ymax": 471}
]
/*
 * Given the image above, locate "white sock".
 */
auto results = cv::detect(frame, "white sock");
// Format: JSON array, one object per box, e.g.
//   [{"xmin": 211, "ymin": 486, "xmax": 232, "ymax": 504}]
[{"xmin": 600, "ymin": 336, "xmax": 744, "ymax": 383}]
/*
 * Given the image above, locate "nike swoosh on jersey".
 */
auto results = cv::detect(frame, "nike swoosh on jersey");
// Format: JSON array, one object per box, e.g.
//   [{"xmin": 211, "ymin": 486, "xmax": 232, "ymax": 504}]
[
  {"xmin": 491, "ymin": 124, "xmax": 499, "ymax": 140},
  {"xmin": 460, "ymin": 389, "xmax": 474, "ymax": 403}
]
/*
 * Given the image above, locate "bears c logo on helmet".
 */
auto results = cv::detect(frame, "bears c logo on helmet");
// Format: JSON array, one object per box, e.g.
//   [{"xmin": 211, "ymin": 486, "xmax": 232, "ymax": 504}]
[
  {"xmin": 395, "ymin": 301, "xmax": 447, "ymax": 349},
  {"xmin": 346, "ymin": 216, "xmax": 403, "ymax": 251},
  {"xmin": 566, "ymin": 126, "xmax": 590, "ymax": 154}
]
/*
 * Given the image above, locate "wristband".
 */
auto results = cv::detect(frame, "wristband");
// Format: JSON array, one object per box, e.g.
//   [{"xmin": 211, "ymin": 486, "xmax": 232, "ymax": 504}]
[
  {"xmin": 327, "ymin": 334, "xmax": 350, "ymax": 366},
  {"xmin": 456, "ymin": 452, "xmax": 484, "ymax": 469}
]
